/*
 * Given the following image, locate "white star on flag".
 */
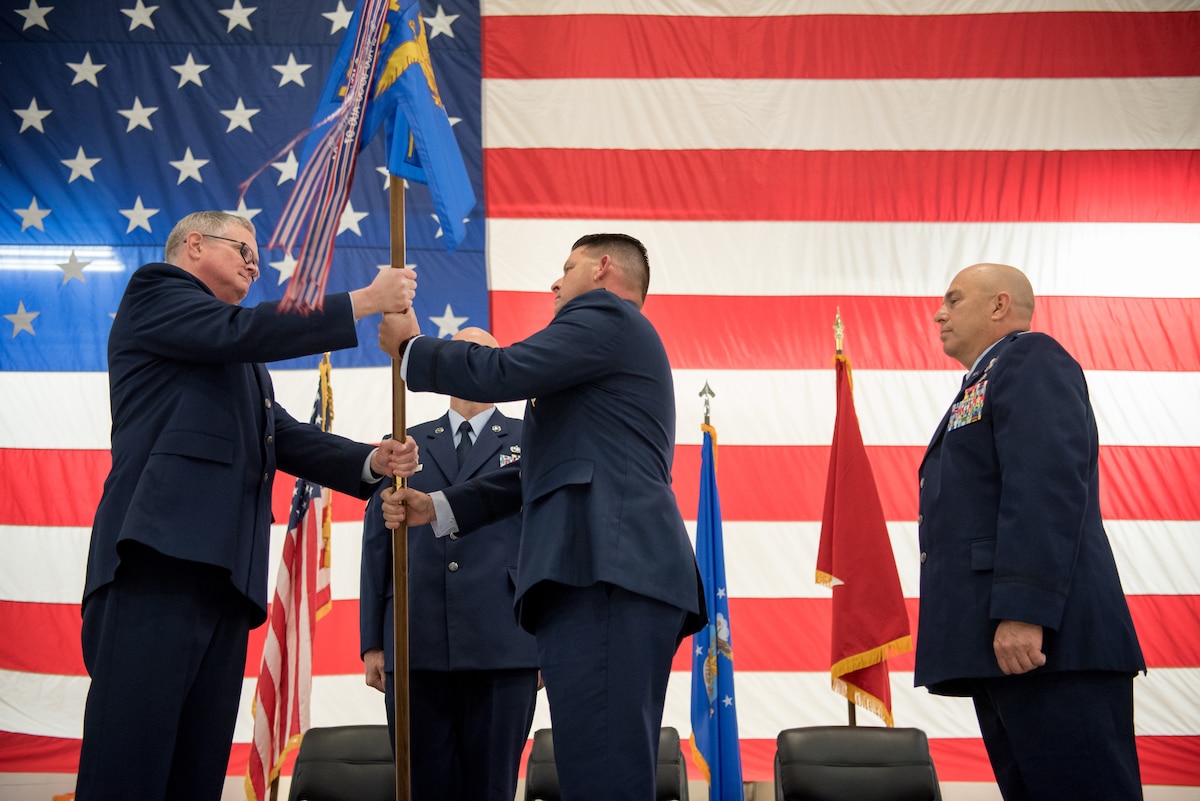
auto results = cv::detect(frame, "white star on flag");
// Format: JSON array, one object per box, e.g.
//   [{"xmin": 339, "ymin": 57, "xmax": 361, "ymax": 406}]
[
  {"xmin": 14, "ymin": 99, "xmax": 51, "ymax": 134},
  {"xmin": 119, "ymin": 196, "xmax": 158, "ymax": 233},
  {"xmin": 15, "ymin": 198, "xmax": 51, "ymax": 232},
  {"xmin": 270, "ymin": 253, "xmax": 297, "ymax": 285},
  {"xmin": 220, "ymin": 98, "xmax": 260, "ymax": 133},
  {"xmin": 336, "ymin": 200, "xmax": 368, "ymax": 236},
  {"xmin": 321, "ymin": 0, "xmax": 351, "ymax": 33},
  {"xmin": 429, "ymin": 304, "xmax": 468, "ymax": 338},
  {"xmin": 223, "ymin": 199, "xmax": 262, "ymax": 222},
  {"xmin": 219, "ymin": 0, "xmax": 256, "ymax": 32},
  {"xmin": 61, "ymin": 147, "xmax": 101, "ymax": 183},
  {"xmin": 66, "ymin": 52, "xmax": 106, "ymax": 87},
  {"xmin": 272, "ymin": 150, "xmax": 298, "ymax": 184},
  {"xmin": 169, "ymin": 147, "xmax": 209, "ymax": 184},
  {"xmin": 5, "ymin": 301, "xmax": 39, "ymax": 337},
  {"xmin": 425, "ymin": 4, "xmax": 459, "ymax": 39},
  {"xmin": 15, "ymin": 0, "xmax": 52, "ymax": 31},
  {"xmin": 273, "ymin": 53, "xmax": 311, "ymax": 87},
  {"xmin": 118, "ymin": 97, "xmax": 157, "ymax": 132},
  {"xmin": 171, "ymin": 53, "xmax": 209, "ymax": 88},
  {"xmin": 57, "ymin": 252, "xmax": 91, "ymax": 284},
  {"xmin": 121, "ymin": 0, "xmax": 158, "ymax": 31}
]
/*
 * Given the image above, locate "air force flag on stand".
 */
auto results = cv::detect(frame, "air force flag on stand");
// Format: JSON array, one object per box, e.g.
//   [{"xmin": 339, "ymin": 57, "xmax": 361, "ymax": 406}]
[{"xmin": 690, "ymin": 423, "xmax": 745, "ymax": 801}]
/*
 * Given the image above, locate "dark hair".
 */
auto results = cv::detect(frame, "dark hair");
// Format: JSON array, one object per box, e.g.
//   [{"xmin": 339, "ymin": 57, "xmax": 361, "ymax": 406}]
[{"xmin": 571, "ymin": 233, "xmax": 650, "ymax": 301}]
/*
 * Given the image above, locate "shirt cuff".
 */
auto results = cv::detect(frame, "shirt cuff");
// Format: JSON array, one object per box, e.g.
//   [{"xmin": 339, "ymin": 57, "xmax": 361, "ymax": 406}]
[
  {"xmin": 429, "ymin": 491, "xmax": 458, "ymax": 538},
  {"xmin": 399, "ymin": 334, "xmax": 422, "ymax": 380},
  {"xmin": 363, "ymin": 448, "xmax": 382, "ymax": 482}
]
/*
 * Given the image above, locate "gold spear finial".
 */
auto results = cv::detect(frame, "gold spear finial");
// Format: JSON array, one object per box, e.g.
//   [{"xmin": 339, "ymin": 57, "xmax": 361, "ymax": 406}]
[
  {"xmin": 833, "ymin": 307, "xmax": 844, "ymax": 355},
  {"xmin": 699, "ymin": 381, "xmax": 716, "ymax": 427}
]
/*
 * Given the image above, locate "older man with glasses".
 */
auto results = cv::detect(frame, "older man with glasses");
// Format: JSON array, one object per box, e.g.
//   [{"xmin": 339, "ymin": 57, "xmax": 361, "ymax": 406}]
[{"xmin": 75, "ymin": 210, "xmax": 421, "ymax": 801}]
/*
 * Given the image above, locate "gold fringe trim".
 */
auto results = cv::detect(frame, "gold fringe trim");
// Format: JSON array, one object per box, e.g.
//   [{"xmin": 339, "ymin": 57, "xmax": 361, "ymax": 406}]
[
  {"xmin": 317, "ymin": 354, "xmax": 333, "ymax": 608},
  {"xmin": 830, "ymin": 677, "xmax": 896, "ymax": 727},
  {"xmin": 318, "ymin": 353, "xmax": 334, "ymax": 433},
  {"xmin": 315, "ymin": 596, "xmax": 334, "ymax": 622},
  {"xmin": 243, "ymin": 731, "xmax": 305, "ymax": 801},
  {"xmin": 814, "ymin": 568, "xmax": 836, "ymax": 589},
  {"xmin": 689, "ymin": 734, "xmax": 713, "ymax": 785},
  {"xmin": 830, "ymin": 635, "xmax": 913, "ymax": 678}
]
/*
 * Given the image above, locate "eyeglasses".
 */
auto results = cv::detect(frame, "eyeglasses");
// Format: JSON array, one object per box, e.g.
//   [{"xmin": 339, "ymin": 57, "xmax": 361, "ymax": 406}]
[{"xmin": 202, "ymin": 233, "xmax": 259, "ymax": 275}]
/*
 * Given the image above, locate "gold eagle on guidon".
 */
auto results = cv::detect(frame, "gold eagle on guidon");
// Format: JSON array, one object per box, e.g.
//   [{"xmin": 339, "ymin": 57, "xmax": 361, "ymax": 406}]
[{"xmin": 375, "ymin": 6, "xmax": 443, "ymax": 108}]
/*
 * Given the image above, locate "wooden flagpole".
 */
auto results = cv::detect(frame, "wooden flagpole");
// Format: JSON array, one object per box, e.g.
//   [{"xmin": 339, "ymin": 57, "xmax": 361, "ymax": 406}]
[{"xmin": 389, "ymin": 174, "xmax": 411, "ymax": 801}]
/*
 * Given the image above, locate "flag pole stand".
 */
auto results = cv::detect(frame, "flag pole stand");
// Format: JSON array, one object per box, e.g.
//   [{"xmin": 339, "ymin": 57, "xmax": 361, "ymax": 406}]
[
  {"xmin": 389, "ymin": 174, "xmax": 412, "ymax": 801},
  {"xmin": 847, "ymin": 699, "xmax": 856, "ymax": 727}
]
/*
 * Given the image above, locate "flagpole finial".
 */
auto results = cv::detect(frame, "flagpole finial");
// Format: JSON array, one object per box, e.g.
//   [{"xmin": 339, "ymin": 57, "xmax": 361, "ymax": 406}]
[
  {"xmin": 834, "ymin": 308, "xmax": 844, "ymax": 355},
  {"xmin": 699, "ymin": 381, "xmax": 716, "ymax": 426}
]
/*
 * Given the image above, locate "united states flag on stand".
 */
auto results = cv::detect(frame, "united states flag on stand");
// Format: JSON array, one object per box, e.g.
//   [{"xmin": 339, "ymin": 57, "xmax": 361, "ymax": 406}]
[
  {"xmin": 245, "ymin": 357, "xmax": 335, "ymax": 801},
  {"xmin": 2, "ymin": 1, "xmax": 1198, "ymax": 794}
]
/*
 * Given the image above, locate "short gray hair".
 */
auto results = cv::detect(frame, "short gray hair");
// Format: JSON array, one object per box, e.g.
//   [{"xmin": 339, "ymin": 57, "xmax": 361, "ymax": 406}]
[{"xmin": 164, "ymin": 211, "xmax": 255, "ymax": 265}]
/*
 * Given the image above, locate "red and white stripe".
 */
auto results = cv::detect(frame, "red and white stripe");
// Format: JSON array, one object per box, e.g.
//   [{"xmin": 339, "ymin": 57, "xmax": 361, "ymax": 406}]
[
  {"xmin": 245, "ymin": 480, "xmax": 330, "ymax": 801},
  {"xmin": 1, "ymin": 1, "xmax": 1197, "ymax": 793}
]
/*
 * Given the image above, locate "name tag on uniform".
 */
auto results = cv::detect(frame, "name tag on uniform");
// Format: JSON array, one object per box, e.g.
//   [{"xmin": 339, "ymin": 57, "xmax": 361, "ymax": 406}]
[{"xmin": 947, "ymin": 379, "xmax": 987, "ymax": 431}]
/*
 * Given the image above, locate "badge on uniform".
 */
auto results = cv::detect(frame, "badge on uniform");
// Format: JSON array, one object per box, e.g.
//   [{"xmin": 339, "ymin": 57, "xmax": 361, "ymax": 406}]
[
  {"xmin": 947, "ymin": 379, "xmax": 987, "ymax": 431},
  {"xmin": 500, "ymin": 444, "xmax": 521, "ymax": 467}
]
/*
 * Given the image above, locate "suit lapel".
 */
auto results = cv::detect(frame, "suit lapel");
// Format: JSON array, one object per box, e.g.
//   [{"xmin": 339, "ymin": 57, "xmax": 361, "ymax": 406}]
[
  {"xmin": 920, "ymin": 334, "xmax": 1017, "ymax": 469},
  {"xmin": 459, "ymin": 409, "xmax": 512, "ymax": 479},
  {"xmin": 422, "ymin": 413, "xmax": 458, "ymax": 481}
]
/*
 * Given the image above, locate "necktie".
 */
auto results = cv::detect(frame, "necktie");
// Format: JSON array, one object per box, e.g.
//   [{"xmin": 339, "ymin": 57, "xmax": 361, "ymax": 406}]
[{"xmin": 456, "ymin": 420, "xmax": 473, "ymax": 467}]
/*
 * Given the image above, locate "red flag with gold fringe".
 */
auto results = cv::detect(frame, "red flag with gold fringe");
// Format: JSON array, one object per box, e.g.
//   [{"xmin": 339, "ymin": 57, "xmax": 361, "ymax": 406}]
[{"xmin": 816, "ymin": 353, "xmax": 913, "ymax": 724}]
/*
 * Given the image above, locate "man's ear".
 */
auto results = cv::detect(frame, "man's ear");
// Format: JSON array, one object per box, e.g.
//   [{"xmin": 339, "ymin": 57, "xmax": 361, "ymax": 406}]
[
  {"xmin": 991, "ymin": 290, "xmax": 1012, "ymax": 319},
  {"xmin": 593, "ymin": 254, "xmax": 612, "ymax": 281}
]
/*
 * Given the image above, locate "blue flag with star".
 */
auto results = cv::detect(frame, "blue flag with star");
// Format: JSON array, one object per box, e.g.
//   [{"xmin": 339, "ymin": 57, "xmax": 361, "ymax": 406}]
[
  {"xmin": 0, "ymin": 0, "xmax": 486, "ymax": 371},
  {"xmin": 690, "ymin": 423, "xmax": 745, "ymax": 801}
]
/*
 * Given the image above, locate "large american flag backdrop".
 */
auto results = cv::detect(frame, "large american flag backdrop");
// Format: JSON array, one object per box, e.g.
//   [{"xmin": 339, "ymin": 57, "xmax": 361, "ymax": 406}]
[{"xmin": 2, "ymin": 0, "xmax": 1198, "ymax": 794}]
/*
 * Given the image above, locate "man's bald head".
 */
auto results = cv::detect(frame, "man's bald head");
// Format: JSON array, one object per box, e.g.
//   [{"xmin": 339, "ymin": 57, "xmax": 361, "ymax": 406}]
[
  {"xmin": 964, "ymin": 263, "xmax": 1035, "ymax": 322},
  {"xmin": 933, "ymin": 263, "xmax": 1036, "ymax": 369},
  {"xmin": 453, "ymin": 327, "xmax": 499, "ymax": 348},
  {"xmin": 448, "ymin": 328, "xmax": 500, "ymax": 417}
]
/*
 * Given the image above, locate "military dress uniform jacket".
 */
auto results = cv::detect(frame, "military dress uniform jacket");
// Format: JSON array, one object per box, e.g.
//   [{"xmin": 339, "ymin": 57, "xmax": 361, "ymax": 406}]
[
  {"xmin": 85, "ymin": 262, "xmax": 379, "ymax": 624},
  {"xmin": 914, "ymin": 330, "xmax": 1145, "ymax": 695},
  {"xmin": 404, "ymin": 288, "xmax": 706, "ymax": 636},
  {"xmin": 359, "ymin": 408, "xmax": 537, "ymax": 672}
]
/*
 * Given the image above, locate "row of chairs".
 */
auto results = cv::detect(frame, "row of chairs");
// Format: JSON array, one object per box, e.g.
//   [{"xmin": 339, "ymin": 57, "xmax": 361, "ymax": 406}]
[{"xmin": 287, "ymin": 723, "xmax": 942, "ymax": 801}]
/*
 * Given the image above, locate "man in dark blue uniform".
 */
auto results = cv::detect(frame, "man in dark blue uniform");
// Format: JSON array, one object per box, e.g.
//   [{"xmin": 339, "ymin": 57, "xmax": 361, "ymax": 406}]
[
  {"xmin": 377, "ymin": 233, "xmax": 706, "ymax": 801},
  {"xmin": 360, "ymin": 326, "xmax": 538, "ymax": 801},
  {"xmin": 915, "ymin": 262, "xmax": 1146, "ymax": 800},
  {"xmin": 77, "ymin": 211, "xmax": 418, "ymax": 801}
]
